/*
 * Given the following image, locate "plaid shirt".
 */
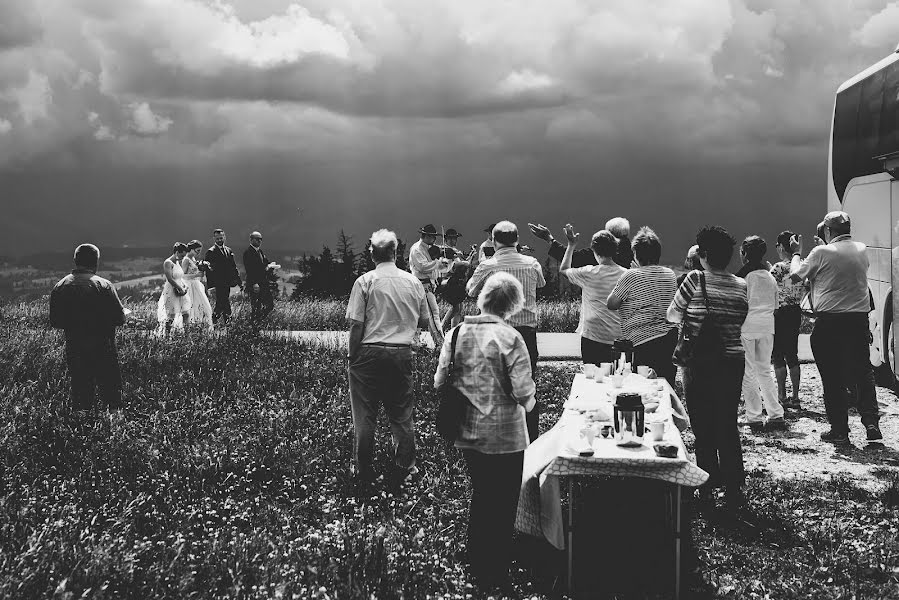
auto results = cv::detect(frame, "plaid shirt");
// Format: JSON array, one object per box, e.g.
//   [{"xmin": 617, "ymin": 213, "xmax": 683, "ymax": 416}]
[
  {"xmin": 434, "ymin": 315, "xmax": 536, "ymax": 453},
  {"xmin": 466, "ymin": 247, "xmax": 545, "ymax": 327}
]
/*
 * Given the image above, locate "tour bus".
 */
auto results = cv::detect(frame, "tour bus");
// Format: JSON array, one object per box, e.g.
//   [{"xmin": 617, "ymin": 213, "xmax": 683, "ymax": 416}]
[{"xmin": 828, "ymin": 43, "xmax": 899, "ymax": 387}]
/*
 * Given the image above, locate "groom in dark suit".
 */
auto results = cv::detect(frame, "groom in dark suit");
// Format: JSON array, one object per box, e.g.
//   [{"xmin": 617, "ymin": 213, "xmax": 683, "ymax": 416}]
[
  {"xmin": 243, "ymin": 230, "xmax": 275, "ymax": 324},
  {"xmin": 204, "ymin": 228, "xmax": 241, "ymax": 324}
]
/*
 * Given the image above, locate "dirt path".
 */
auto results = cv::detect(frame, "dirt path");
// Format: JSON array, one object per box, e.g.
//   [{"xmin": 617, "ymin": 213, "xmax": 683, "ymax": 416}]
[{"xmin": 738, "ymin": 364, "xmax": 899, "ymax": 491}]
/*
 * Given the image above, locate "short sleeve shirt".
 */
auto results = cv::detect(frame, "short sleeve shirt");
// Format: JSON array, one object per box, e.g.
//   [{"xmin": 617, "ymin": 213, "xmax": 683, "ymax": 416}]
[
  {"xmin": 346, "ymin": 262, "xmax": 427, "ymax": 345},
  {"xmin": 741, "ymin": 269, "xmax": 778, "ymax": 336},
  {"xmin": 466, "ymin": 248, "xmax": 546, "ymax": 328},
  {"xmin": 670, "ymin": 270, "xmax": 748, "ymax": 358},
  {"xmin": 563, "ymin": 263, "xmax": 627, "ymax": 344},
  {"xmin": 608, "ymin": 265, "xmax": 677, "ymax": 346},
  {"xmin": 792, "ymin": 236, "xmax": 870, "ymax": 314}
]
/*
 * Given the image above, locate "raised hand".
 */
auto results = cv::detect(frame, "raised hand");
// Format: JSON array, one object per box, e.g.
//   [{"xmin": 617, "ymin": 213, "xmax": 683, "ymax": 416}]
[
  {"xmin": 563, "ymin": 223, "xmax": 579, "ymax": 245},
  {"xmin": 789, "ymin": 234, "xmax": 802, "ymax": 254},
  {"xmin": 527, "ymin": 223, "xmax": 555, "ymax": 243}
]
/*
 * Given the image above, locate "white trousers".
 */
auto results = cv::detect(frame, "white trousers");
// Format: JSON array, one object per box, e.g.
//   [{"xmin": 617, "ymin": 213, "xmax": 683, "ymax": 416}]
[{"xmin": 741, "ymin": 333, "xmax": 784, "ymax": 422}]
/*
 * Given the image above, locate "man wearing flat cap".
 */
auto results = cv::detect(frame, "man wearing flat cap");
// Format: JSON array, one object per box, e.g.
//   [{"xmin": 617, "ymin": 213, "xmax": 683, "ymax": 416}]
[
  {"xmin": 409, "ymin": 224, "xmax": 450, "ymax": 346},
  {"xmin": 789, "ymin": 210, "xmax": 882, "ymax": 444},
  {"xmin": 243, "ymin": 231, "xmax": 275, "ymax": 324}
]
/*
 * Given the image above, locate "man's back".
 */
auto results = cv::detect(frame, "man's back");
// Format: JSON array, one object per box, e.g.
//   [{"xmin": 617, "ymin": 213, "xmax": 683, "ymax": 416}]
[
  {"xmin": 800, "ymin": 237, "xmax": 869, "ymax": 313},
  {"xmin": 467, "ymin": 247, "xmax": 545, "ymax": 327},
  {"xmin": 50, "ymin": 270, "xmax": 125, "ymax": 337},
  {"xmin": 346, "ymin": 263, "xmax": 427, "ymax": 346}
]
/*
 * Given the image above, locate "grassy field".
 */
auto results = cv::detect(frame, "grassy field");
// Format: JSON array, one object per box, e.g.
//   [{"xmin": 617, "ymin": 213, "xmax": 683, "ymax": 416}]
[{"xmin": 0, "ymin": 299, "xmax": 895, "ymax": 598}]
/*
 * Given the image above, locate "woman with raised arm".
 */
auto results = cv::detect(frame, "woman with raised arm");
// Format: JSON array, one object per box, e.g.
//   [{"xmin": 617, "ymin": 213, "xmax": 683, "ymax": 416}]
[{"xmin": 559, "ymin": 224, "xmax": 627, "ymax": 365}]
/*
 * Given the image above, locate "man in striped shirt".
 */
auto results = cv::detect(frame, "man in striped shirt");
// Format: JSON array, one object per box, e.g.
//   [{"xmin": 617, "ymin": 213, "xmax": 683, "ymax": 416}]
[{"xmin": 467, "ymin": 220, "xmax": 546, "ymax": 440}]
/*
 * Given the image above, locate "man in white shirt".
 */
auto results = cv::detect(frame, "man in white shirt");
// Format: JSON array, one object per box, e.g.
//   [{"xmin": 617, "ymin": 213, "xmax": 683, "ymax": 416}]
[
  {"xmin": 736, "ymin": 236, "xmax": 785, "ymax": 432},
  {"xmin": 408, "ymin": 224, "xmax": 450, "ymax": 347},
  {"xmin": 347, "ymin": 229, "xmax": 430, "ymax": 493},
  {"xmin": 789, "ymin": 211, "xmax": 882, "ymax": 444}
]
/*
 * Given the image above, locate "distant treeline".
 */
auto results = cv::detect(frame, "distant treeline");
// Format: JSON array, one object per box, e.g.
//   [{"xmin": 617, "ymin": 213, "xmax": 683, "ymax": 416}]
[
  {"xmin": 291, "ymin": 230, "xmax": 566, "ymax": 300},
  {"xmin": 9, "ymin": 247, "xmax": 304, "ymax": 271}
]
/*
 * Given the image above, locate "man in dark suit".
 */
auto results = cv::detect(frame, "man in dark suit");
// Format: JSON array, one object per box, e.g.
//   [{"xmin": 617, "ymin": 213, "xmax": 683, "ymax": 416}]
[
  {"xmin": 204, "ymin": 228, "xmax": 241, "ymax": 324},
  {"xmin": 243, "ymin": 230, "xmax": 275, "ymax": 324}
]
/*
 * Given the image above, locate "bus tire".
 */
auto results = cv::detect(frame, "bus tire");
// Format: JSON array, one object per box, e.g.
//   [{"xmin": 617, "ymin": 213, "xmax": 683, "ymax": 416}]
[{"xmin": 877, "ymin": 295, "xmax": 898, "ymax": 391}]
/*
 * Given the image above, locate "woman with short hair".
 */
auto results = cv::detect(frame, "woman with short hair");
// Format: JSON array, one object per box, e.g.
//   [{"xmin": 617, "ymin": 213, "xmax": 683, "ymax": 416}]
[
  {"xmin": 607, "ymin": 226, "xmax": 678, "ymax": 385},
  {"xmin": 560, "ymin": 225, "xmax": 627, "ymax": 365},
  {"xmin": 434, "ymin": 271, "xmax": 535, "ymax": 591},
  {"xmin": 770, "ymin": 230, "xmax": 807, "ymax": 408},
  {"xmin": 667, "ymin": 226, "xmax": 749, "ymax": 511},
  {"xmin": 736, "ymin": 236, "xmax": 785, "ymax": 431}
]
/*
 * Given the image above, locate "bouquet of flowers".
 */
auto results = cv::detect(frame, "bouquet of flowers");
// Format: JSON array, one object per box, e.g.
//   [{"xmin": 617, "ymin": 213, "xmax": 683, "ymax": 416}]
[{"xmin": 197, "ymin": 260, "xmax": 212, "ymax": 273}]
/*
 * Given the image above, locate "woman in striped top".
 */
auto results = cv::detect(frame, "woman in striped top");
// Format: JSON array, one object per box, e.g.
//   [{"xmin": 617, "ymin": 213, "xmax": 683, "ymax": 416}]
[
  {"xmin": 667, "ymin": 225, "xmax": 749, "ymax": 512},
  {"xmin": 560, "ymin": 225, "xmax": 627, "ymax": 365},
  {"xmin": 607, "ymin": 227, "xmax": 678, "ymax": 386}
]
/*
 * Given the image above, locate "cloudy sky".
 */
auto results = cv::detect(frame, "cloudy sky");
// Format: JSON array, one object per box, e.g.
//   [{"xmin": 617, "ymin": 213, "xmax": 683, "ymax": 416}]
[{"xmin": 1, "ymin": 0, "xmax": 898, "ymax": 261}]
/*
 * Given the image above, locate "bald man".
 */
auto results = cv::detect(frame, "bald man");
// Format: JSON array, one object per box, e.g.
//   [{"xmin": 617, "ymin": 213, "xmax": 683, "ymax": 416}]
[{"xmin": 244, "ymin": 231, "xmax": 275, "ymax": 324}]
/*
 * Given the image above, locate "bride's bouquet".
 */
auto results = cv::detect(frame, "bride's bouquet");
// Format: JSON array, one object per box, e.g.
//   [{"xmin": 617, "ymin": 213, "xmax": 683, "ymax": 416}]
[{"xmin": 197, "ymin": 260, "xmax": 212, "ymax": 272}]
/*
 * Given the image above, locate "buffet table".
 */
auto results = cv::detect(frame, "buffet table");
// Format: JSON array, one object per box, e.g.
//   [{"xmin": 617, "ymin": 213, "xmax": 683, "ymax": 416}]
[{"xmin": 515, "ymin": 372, "xmax": 708, "ymax": 598}]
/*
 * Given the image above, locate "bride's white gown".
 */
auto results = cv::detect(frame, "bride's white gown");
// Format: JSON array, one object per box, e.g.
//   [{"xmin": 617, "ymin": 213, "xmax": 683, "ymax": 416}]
[
  {"xmin": 182, "ymin": 257, "xmax": 213, "ymax": 330},
  {"xmin": 156, "ymin": 259, "xmax": 192, "ymax": 331}
]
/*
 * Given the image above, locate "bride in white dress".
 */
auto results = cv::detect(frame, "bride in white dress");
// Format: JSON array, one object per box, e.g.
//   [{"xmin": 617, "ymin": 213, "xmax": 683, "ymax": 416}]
[
  {"xmin": 182, "ymin": 240, "xmax": 213, "ymax": 331},
  {"xmin": 157, "ymin": 243, "xmax": 192, "ymax": 335}
]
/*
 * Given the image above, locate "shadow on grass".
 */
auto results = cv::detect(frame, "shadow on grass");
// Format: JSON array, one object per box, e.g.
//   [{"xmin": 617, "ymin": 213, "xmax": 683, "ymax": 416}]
[{"xmin": 833, "ymin": 443, "xmax": 899, "ymax": 467}]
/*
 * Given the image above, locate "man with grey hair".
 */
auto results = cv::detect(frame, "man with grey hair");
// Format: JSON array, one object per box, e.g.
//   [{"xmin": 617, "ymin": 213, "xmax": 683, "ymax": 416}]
[
  {"xmin": 789, "ymin": 211, "xmax": 882, "ymax": 444},
  {"xmin": 346, "ymin": 229, "xmax": 430, "ymax": 493},
  {"xmin": 49, "ymin": 244, "xmax": 127, "ymax": 411},
  {"xmin": 467, "ymin": 221, "xmax": 545, "ymax": 440},
  {"xmin": 530, "ymin": 217, "xmax": 634, "ymax": 268}
]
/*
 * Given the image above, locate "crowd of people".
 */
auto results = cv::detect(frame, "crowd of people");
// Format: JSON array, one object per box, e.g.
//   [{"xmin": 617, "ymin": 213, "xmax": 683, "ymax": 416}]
[
  {"xmin": 48, "ymin": 210, "xmax": 886, "ymax": 592},
  {"xmin": 155, "ymin": 228, "xmax": 278, "ymax": 334}
]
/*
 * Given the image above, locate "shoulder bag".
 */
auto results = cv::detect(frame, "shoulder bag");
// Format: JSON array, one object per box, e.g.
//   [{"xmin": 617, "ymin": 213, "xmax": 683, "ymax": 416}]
[
  {"xmin": 672, "ymin": 272, "xmax": 724, "ymax": 367},
  {"xmin": 435, "ymin": 325, "xmax": 471, "ymax": 441}
]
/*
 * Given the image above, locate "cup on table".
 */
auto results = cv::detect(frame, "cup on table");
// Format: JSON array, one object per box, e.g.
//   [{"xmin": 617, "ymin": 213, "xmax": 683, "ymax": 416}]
[
  {"xmin": 637, "ymin": 365, "xmax": 650, "ymax": 378},
  {"xmin": 648, "ymin": 421, "xmax": 665, "ymax": 441},
  {"xmin": 583, "ymin": 363, "xmax": 596, "ymax": 379},
  {"xmin": 599, "ymin": 363, "xmax": 613, "ymax": 378},
  {"xmin": 610, "ymin": 374, "xmax": 624, "ymax": 388},
  {"xmin": 581, "ymin": 425, "xmax": 596, "ymax": 446}
]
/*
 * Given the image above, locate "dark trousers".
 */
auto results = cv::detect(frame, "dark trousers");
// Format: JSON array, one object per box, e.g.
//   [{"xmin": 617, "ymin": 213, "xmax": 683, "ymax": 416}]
[
  {"xmin": 64, "ymin": 335, "xmax": 122, "ymax": 410},
  {"xmin": 347, "ymin": 346, "xmax": 416, "ymax": 480},
  {"xmin": 248, "ymin": 283, "xmax": 274, "ymax": 324},
  {"xmin": 810, "ymin": 313, "xmax": 879, "ymax": 434},
  {"xmin": 514, "ymin": 325, "xmax": 540, "ymax": 441},
  {"xmin": 581, "ymin": 337, "xmax": 613, "ymax": 365},
  {"xmin": 683, "ymin": 356, "xmax": 745, "ymax": 489},
  {"xmin": 212, "ymin": 285, "xmax": 232, "ymax": 323},
  {"xmin": 462, "ymin": 449, "xmax": 524, "ymax": 582},
  {"xmin": 772, "ymin": 305, "xmax": 801, "ymax": 368},
  {"xmin": 634, "ymin": 328, "xmax": 678, "ymax": 388}
]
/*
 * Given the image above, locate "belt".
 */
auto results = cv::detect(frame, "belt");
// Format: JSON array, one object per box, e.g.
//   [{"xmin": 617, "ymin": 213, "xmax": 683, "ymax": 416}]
[{"xmin": 361, "ymin": 342, "xmax": 411, "ymax": 348}]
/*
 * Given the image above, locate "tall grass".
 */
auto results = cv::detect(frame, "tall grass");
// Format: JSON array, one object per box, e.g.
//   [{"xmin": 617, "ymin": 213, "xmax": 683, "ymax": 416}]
[{"xmin": 0, "ymin": 300, "xmax": 894, "ymax": 598}]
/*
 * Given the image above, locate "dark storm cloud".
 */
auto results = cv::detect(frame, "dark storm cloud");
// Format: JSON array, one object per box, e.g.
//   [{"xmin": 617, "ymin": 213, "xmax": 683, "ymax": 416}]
[{"xmin": 0, "ymin": 0, "xmax": 898, "ymax": 258}]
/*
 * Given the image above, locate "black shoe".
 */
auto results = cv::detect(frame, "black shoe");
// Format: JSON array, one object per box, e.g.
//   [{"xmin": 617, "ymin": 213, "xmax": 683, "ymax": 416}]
[
  {"xmin": 748, "ymin": 421, "xmax": 765, "ymax": 433},
  {"xmin": 866, "ymin": 424, "xmax": 883, "ymax": 442},
  {"xmin": 766, "ymin": 417, "xmax": 788, "ymax": 431},
  {"xmin": 821, "ymin": 429, "xmax": 851, "ymax": 445}
]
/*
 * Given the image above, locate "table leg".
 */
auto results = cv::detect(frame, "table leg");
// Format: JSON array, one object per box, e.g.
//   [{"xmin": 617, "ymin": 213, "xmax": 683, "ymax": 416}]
[
  {"xmin": 568, "ymin": 477, "xmax": 574, "ymax": 594},
  {"xmin": 675, "ymin": 484, "xmax": 682, "ymax": 600}
]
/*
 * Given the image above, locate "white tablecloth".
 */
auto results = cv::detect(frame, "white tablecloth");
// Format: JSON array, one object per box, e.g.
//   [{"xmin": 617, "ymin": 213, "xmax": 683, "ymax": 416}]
[{"xmin": 515, "ymin": 373, "xmax": 708, "ymax": 549}]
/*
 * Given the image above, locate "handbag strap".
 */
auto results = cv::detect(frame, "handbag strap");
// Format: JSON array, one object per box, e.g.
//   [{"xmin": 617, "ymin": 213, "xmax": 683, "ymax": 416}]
[{"xmin": 445, "ymin": 324, "xmax": 462, "ymax": 383}]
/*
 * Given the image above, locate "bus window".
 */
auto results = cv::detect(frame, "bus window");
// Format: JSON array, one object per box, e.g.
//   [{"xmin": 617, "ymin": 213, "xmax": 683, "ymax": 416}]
[
  {"xmin": 879, "ymin": 61, "xmax": 899, "ymax": 158},
  {"xmin": 833, "ymin": 83, "xmax": 862, "ymax": 201},
  {"xmin": 857, "ymin": 70, "xmax": 885, "ymax": 172}
]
